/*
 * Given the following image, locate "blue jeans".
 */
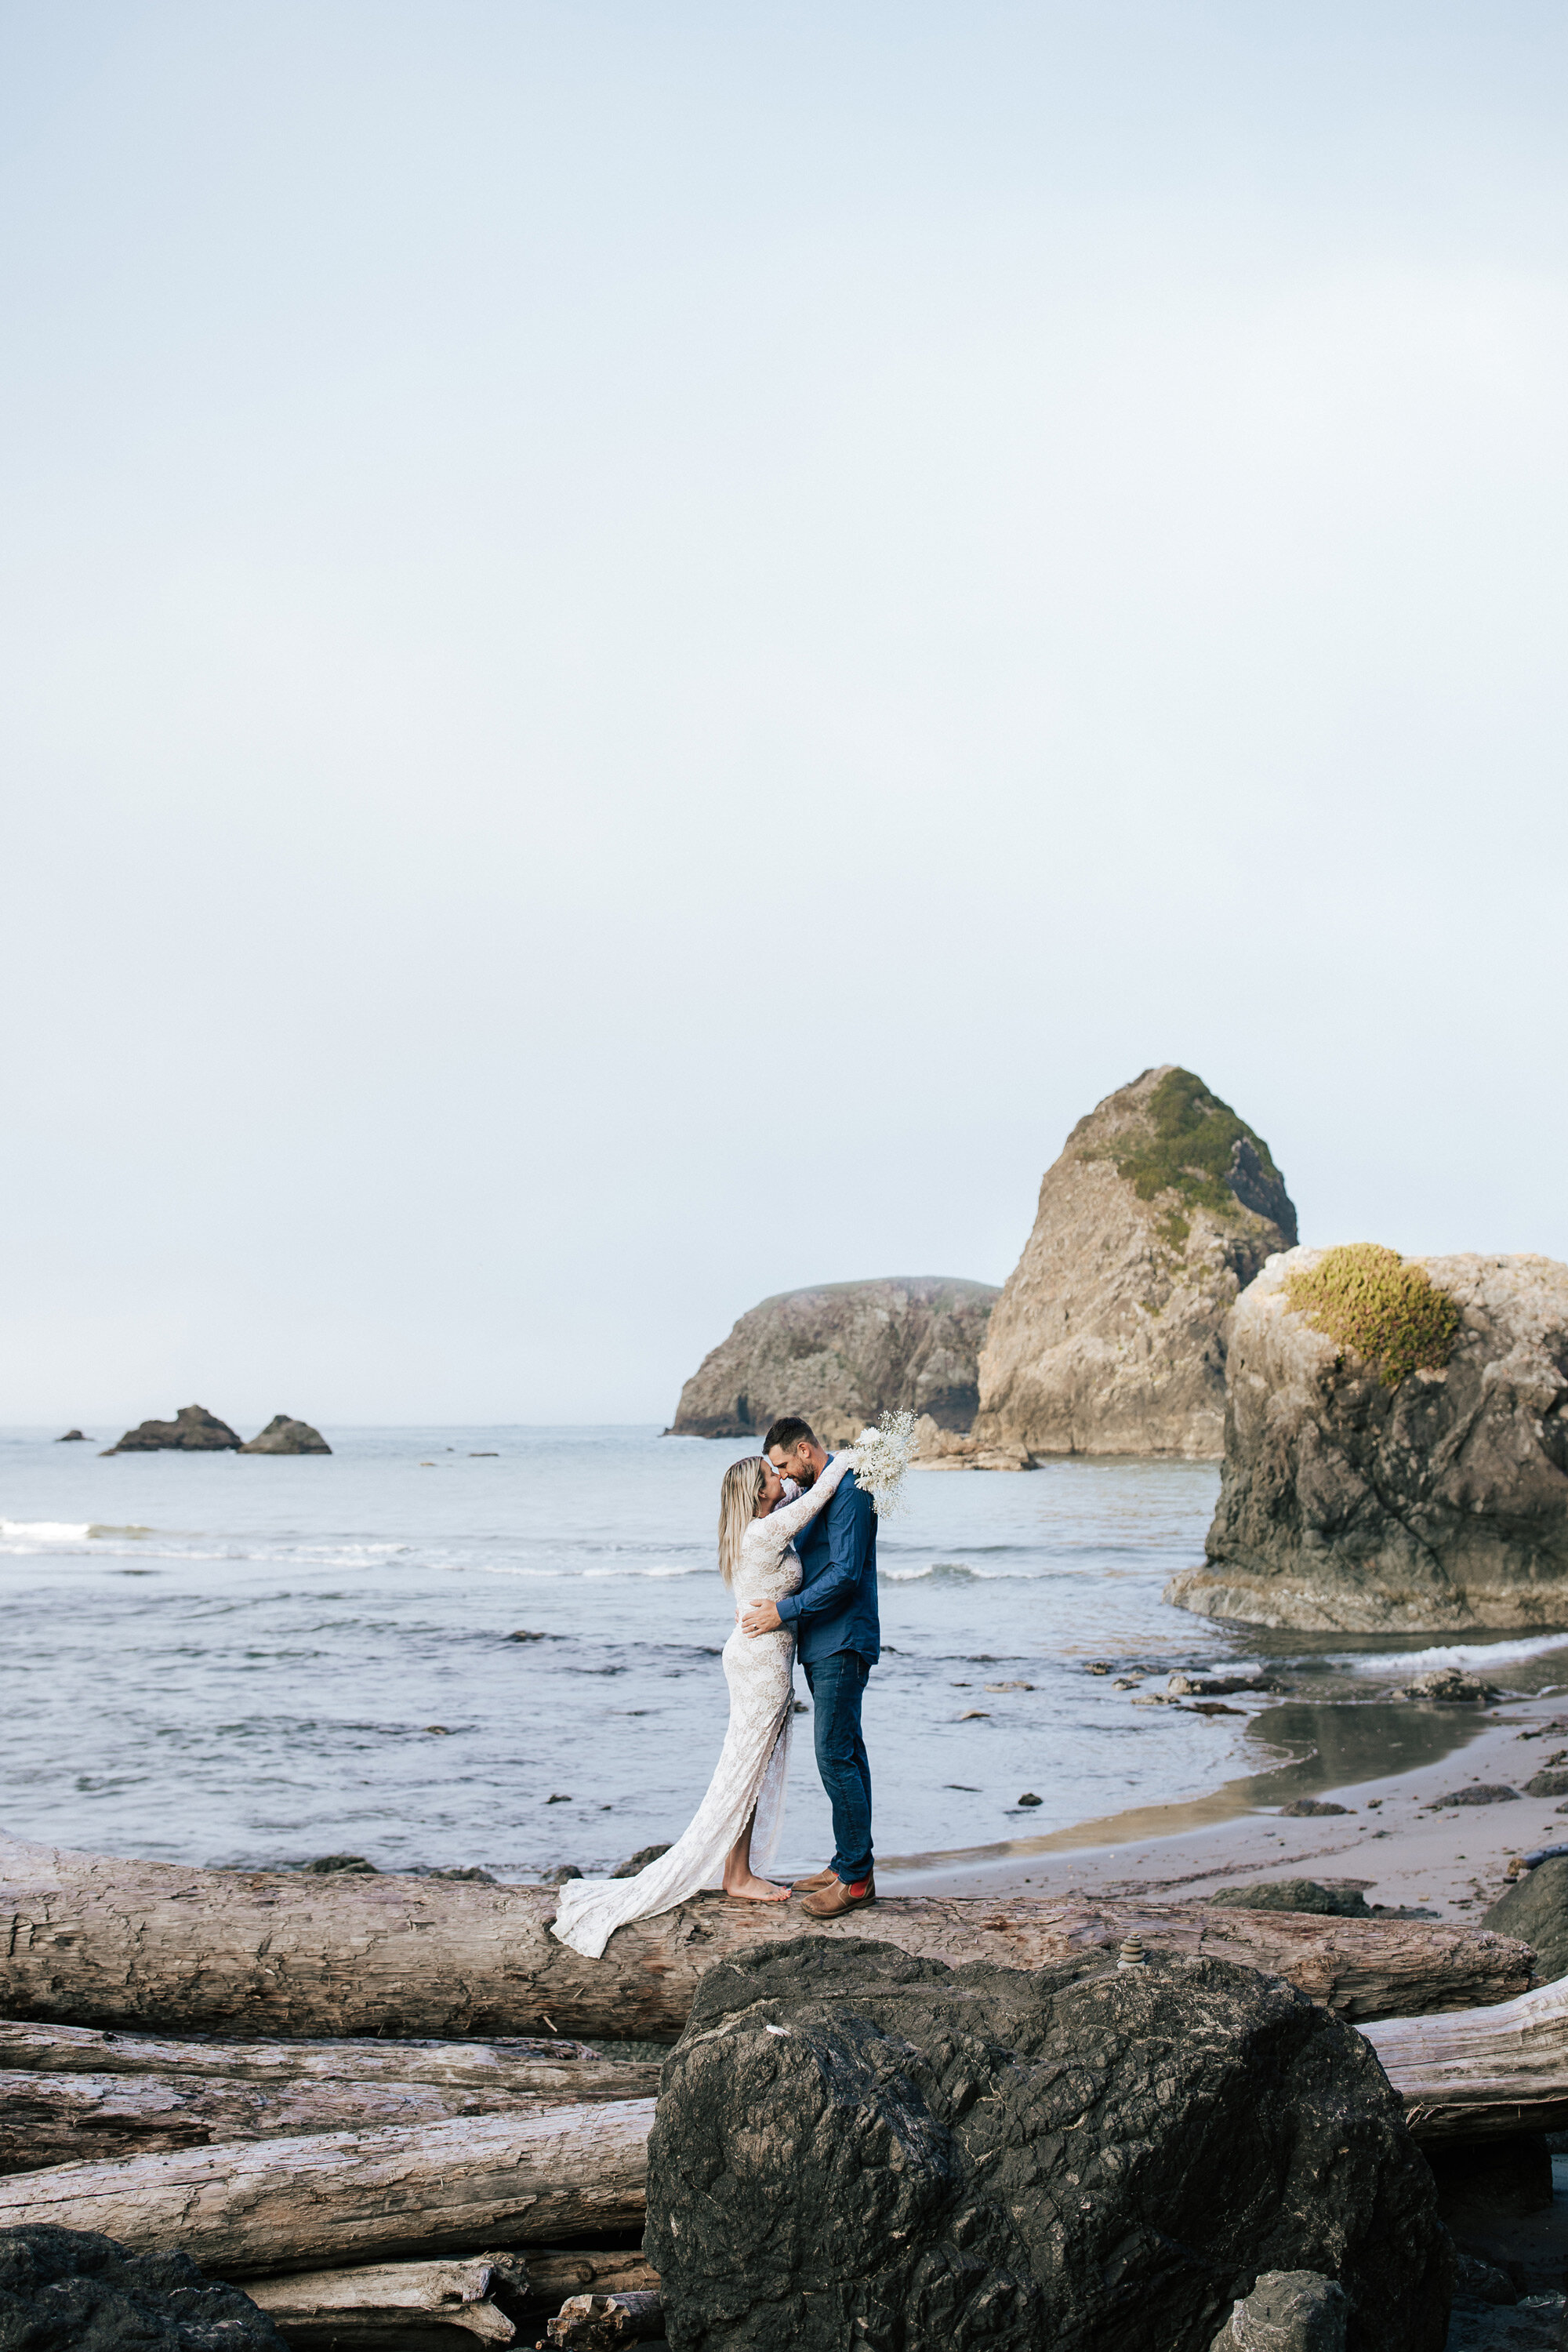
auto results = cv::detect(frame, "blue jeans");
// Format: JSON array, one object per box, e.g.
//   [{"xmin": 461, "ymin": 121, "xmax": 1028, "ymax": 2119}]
[{"xmin": 803, "ymin": 1650, "xmax": 873, "ymax": 1882}]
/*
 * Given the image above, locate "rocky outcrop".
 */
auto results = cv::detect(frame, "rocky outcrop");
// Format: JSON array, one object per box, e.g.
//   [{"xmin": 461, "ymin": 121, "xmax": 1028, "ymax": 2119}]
[
  {"xmin": 0, "ymin": 2226, "xmax": 285, "ymax": 2350},
  {"xmin": 1167, "ymin": 1249, "xmax": 1568, "ymax": 1632},
  {"xmin": 645, "ymin": 1935, "xmax": 1449, "ymax": 2352},
  {"xmin": 239, "ymin": 1417, "xmax": 331, "ymax": 1456},
  {"xmin": 908, "ymin": 1416, "xmax": 1033, "ymax": 1472},
  {"xmin": 102, "ymin": 1405, "xmax": 242, "ymax": 1455},
  {"xmin": 669, "ymin": 1277, "xmax": 998, "ymax": 1444},
  {"xmin": 973, "ymin": 1067, "xmax": 1298, "ymax": 1460}
]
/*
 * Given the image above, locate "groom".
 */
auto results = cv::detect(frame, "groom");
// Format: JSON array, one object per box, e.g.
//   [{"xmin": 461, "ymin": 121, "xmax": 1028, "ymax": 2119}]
[{"xmin": 739, "ymin": 1414, "xmax": 877, "ymax": 1918}]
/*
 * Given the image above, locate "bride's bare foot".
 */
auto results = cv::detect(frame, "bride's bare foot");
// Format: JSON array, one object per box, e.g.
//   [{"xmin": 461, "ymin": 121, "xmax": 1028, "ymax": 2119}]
[{"xmin": 721, "ymin": 1871, "xmax": 791, "ymax": 1902}]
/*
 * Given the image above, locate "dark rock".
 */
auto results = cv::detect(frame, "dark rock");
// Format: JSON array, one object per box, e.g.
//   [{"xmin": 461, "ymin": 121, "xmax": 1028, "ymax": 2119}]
[
  {"xmin": 53, "ymin": 1430, "xmax": 86, "ymax": 1443},
  {"xmin": 1394, "ymin": 1671, "xmax": 1501, "ymax": 1704},
  {"xmin": 670, "ymin": 1276, "xmax": 999, "ymax": 1443},
  {"xmin": 1525, "ymin": 1770, "xmax": 1568, "ymax": 1798},
  {"xmin": 1279, "ymin": 1798, "xmax": 1351, "ymax": 1817},
  {"xmin": 611, "ymin": 1845, "xmax": 672, "ymax": 1878},
  {"xmin": 1430, "ymin": 1787, "xmax": 1521, "ymax": 1808},
  {"xmin": 299, "ymin": 1853, "xmax": 377, "ymax": 1875},
  {"xmin": 102, "ymin": 1404, "xmax": 241, "ymax": 1455},
  {"xmin": 0, "ymin": 2224, "xmax": 286, "ymax": 2350},
  {"xmin": 1017, "ymin": 1793, "xmax": 1043, "ymax": 1807},
  {"xmin": 506, "ymin": 1629, "xmax": 548, "ymax": 1642},
  {"xmin": 425, "ymin": 1866, "xmax": 497, "ymax": 1883},
  {"xmin": 644, "ymin": 1934, "xmax": 1450, "ymax": 2352},
  {"xmin": 541, "ymin": 1864, "xmax": 583, "ymax": 1886},
  {"xmin": 238, "ymin": 1416, "xmax": 331, "ymax": 1455},
  {"xmin": 1484, "ymin": 1857, "xmax": 1568, "ymax": 1983},
  {"xmin": 1451, "ymin": 2248, "xmax": 1518, "ymax": 2305},
  {"xmin": 1169, "ymin": 1672, "xmax": 1287, "ymax": 1697},
  {"xmin": 1210, "ymin": 2270, "xmax": 1348, "ymax": 2351},
  {"xmin": 1207, "ymin": 1880, "xmax": 1371, "ymax": 1918},
  {"xmin": 1169, "ymin": 1250, "xmax": 1568, "ymax": 1633}
]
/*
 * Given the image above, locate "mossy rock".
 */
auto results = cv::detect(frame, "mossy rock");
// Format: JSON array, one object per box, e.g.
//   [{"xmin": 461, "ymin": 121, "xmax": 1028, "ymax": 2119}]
[
  {"xmin": 1091, "ymin": 1068, "xmax": 1291, "ymax": 1236},
  {"xmin": 1287, "ymin": 1244, "xmax": 1461, "ymax": 1391}
]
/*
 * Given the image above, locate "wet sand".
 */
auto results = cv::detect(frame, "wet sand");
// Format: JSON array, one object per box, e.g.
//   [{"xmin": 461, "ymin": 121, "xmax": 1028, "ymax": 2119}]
[{"xmin": 886, "ymin": 1694, "xmax": 1568, "ymax": 1921}]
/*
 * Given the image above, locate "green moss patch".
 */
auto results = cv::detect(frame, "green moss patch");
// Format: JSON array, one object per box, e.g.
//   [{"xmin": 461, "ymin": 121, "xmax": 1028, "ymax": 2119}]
[
  {"xmin": 1286, "ymin": 1243, "xmax": 1461, "ymax": 1389},
  {"xmin": 1102, "ymin": 1068, "xmax": 1285, "ymax": 1228}
]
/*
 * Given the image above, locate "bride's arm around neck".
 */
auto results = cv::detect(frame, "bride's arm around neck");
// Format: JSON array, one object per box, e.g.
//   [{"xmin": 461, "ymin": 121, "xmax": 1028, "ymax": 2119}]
[{"xmin": 757, "ymin": 1450, "xmax": 855, "ymax": 1547}]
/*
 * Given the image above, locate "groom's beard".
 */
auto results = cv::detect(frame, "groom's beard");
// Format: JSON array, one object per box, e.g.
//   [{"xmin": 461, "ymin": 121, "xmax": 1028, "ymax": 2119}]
[{"xmin": 796, "ymin": 1461, "xmax": 818, "ymax": 1489}]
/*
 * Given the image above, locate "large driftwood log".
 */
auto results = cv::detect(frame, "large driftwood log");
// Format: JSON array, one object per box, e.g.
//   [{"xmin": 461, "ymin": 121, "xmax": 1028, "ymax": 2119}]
[
  {"xmin": 244, "ymin": 2252, "xmax": 531, "ymax": 2343},
  {"xmin": 0, "ymin": 1830, "xmax": 1530, "ymax": 2034},
  {"xmin": 0, "ymin": 2057, "xmax": 659, "ymax": 2174},
  {"xmin": 0, "ymin": 2019, "xmax": 656, "ymax": 2172},
  {"xmin": 0, "ymin": 2020, "xmax": 614, "ymax": 2086},
  {"xmin": 1364, "ymin": 1975, "xmax": 1568, "ymax": 2141},
  {"xmin": 0, "ymin": 2099, "xmax": 652, "ymax": 2275}
]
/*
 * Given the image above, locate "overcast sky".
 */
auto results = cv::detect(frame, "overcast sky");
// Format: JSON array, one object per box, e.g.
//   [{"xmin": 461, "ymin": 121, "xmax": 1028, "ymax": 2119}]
[{"xmin": 3, "ymin": 2, "xmax": 1564, "ymax": 1428}]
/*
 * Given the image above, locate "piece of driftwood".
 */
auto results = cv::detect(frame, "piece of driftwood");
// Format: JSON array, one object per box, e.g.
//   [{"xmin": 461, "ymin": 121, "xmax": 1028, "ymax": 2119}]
[
  {"xmin": 1363, "ymin": 1974, "xmax": 1568, "ymax": 2141},
  {"xmin": 0, "ymin": 2060, "xmax": 659, "ymax": 2175},
  {"xmin": 0, "ymin": 1828, "xmax": 1530, "ymax": 2034},
  {"xmin": 0, "ymin": 2099, "xmax": 653, "ymax": 2275},
  {"xmin": 546, "ymin": 2290, "xmax": 663, "ymax": 2347},
  {"xmin": 522, "ymin": 2253, "xmax": 660, "ymax": 2310},
  {"xmin": 0, "ymin": 2020, "xmax": 614, "ymax": 2086},
  {"xmin": 245, "ymin": 2252, "xmax": 531, "ymax": 2343}
]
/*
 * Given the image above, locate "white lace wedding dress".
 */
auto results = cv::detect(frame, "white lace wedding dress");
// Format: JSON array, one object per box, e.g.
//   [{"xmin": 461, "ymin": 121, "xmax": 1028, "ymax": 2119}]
[{"xmin": 549, "ymin": 1450, "xmax": 855, "ymax": 1959}]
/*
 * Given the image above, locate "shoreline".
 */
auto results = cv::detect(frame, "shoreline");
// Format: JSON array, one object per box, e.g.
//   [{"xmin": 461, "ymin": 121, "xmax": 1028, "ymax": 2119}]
[{"xmin": 880, "ymin": 1693, "xmax": 1568, "ymax": 1922}]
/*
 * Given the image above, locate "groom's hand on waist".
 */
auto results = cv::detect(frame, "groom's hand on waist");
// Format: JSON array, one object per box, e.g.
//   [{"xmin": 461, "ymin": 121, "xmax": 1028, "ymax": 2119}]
[{"xmin": 741, "ymin": 1599, "xmax": 783, "ymax": 1637}]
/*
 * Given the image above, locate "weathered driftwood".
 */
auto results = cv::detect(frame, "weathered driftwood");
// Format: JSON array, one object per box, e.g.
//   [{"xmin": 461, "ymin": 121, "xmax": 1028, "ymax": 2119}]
[
  {"xmin": 0, "ymin": 2058, "xmax": 659, "ymax": 2175},
  {"xmin": 523, "ymin": 2252, "xmax": 661, "ymax": 2310},
  {"xmin": 1363, "ymin": 1974, "xmax": 1568, "ymax": 2141},
  {"xmin": 0, "ymin": 2020, "xmax": 612, "ymax": 2087},
  {"xmin": 0, "ymin": 2099, "xmax": 652, "ymax": 2276},
  {"xmin": 547, "ymin": 2290, "xmax": 663, "ymax": 2347},
  {"xmin": 245, "ymin": 2252, "xmax": 530, "ymax": 2343},
  {"xmin": 0, "ymin": 1829, "xmax": 1530, "ymax": 2034}
]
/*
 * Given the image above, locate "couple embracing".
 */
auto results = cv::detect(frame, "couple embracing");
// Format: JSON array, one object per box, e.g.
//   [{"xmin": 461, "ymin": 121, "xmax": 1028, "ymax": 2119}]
[{"xmin": 550, "ymin": 1415, "xmax": 878, "ymax": 1958}]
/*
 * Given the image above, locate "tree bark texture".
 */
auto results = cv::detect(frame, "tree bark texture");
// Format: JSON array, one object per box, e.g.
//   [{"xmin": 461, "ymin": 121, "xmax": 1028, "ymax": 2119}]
[
  {"xmin": 0, "ymin": 1829, "xmax": 1530, "ymax": 2037},
  {"xmin": 0, "ymin": 2020, "xmax": 614, "ymax": 2087},
  {"xmin": 1363, "ymin": 1975, "xmax": 1568, "ymax": 2141},
  {"xmin": 0, "ymin": 2098, "xmax": 653, "ymax": 2276},
  {"xmin": 0, "ymin": 2056, "xmax": 659, "ymax": 2174}
]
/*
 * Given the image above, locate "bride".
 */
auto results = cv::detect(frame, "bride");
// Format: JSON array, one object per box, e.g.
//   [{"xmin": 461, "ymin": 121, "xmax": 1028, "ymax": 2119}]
[{"xmin": 549, "ymin": 1445, "xmax": 855, "ymax": 1958}]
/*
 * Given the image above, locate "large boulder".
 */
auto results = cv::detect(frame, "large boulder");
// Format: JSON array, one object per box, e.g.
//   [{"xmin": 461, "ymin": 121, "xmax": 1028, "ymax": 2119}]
[
  {"xmin": 1483, "ymin": 1857, "xmax": 1568, "ymax": 1983},
  {"xmin": 239, "ymin": 1415, "xmax": 332, "ymax": 1455},
  {"xmin": 102, "ymin": 1404, "xmax": 241, "ymax": 1454},
  {"xmin": 1167, "ymin": 1248, "xmax": 1568, "ymax": 1632},
  {"xmin": 644, "ymin": 1936, "xmax": 1449, "ymax": 2352},
  {"xmin": 972, "ymin": 1067, "xmax": 1297, "ymax": 1460},
  {"xmin": 668, "ymin": 1277, "xmax": 998, "ymax": 1443},
  {"xmin": 0, "ymin": 2225, "xmax": 285, "ymax": 2350}
]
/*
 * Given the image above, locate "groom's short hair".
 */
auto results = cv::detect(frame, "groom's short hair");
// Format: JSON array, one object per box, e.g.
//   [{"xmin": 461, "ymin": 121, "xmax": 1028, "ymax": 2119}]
[{"xmin": 764, "ymin": 1415, "xmax": 818, "ymax": 1456}]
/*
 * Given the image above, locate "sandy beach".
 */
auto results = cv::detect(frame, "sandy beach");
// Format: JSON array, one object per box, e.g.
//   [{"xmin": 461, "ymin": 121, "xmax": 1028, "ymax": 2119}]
[{"xmin": 891, "ymin": 1693, "xmax": 1568, "ymax": 1927}]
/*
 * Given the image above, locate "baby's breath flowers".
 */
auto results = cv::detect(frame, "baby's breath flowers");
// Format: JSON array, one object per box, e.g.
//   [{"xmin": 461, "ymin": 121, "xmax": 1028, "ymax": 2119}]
[{"xmin": 851, "ymin": 1408, "xmax": 918, "ymax": 1517}]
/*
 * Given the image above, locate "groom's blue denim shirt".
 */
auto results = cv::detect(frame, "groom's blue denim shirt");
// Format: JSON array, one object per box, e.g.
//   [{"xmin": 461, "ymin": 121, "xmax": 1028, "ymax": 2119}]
[{"xmin": 775, "ymin": 1455, "xmax": 880, "ymax": 1665}]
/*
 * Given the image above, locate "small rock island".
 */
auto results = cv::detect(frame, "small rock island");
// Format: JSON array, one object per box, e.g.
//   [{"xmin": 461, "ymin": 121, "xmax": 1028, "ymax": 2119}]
[
  {"xmin": 669, "ymin": 1276, "xmax": 998, "ymax": 1446},
  {"xmin": 971, "ymin": 1065, "xmax": 1297, "ymax": 1460}
]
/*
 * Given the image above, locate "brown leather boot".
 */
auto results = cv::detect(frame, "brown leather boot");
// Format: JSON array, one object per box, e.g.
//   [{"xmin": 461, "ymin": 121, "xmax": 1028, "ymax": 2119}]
[
  {"xmin": 791, "ymin": 1865, "xmax": 837, "ymax": 1893},
  {"xmin": 800, "ymin": 1871, "xmax": 876, "ymax": 1918}
]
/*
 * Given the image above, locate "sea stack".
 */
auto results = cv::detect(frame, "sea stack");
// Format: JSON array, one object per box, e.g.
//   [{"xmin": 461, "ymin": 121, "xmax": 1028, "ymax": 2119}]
[
  {"xmin": 1167, "ymin": 1246, "xmax": 1568, "ymax": 1631},
  {"xmin": 240, "ymin": 1416, "xmax": 332, "ymax": 1455},
  {"xmin": 972, "ymin": 1066, "xmax": 1297, "ymax": 1459},
  {"xmin": 669, "ymin": 1277, "xmax": 999, "ymax": 1446},
  {"xmin": 103, "ymin": 1404, "xmax": 243, "ymax": 1455}
]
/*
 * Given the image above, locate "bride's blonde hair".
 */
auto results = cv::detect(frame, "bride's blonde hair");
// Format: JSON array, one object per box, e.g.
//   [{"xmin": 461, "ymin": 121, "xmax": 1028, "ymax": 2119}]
[{"xmin": 717, "ymin": 1455, "xmax": 770, "ymax": 1586}]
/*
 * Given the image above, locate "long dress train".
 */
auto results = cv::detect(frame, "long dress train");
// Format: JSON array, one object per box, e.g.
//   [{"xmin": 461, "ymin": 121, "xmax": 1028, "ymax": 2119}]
[{"xmin": 549, "ymin": 1450, "xmax": 855, "ymax": 1959}]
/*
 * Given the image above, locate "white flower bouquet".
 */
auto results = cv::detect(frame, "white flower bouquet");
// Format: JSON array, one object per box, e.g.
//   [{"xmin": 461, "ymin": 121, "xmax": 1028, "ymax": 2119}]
[{"xmin": 851, "ymin": 1408, "xmax": 918, "ymax": 1518}]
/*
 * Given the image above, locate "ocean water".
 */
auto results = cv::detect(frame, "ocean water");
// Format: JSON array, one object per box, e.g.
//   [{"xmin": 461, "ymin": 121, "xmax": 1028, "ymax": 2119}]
[{"xmin": 5, "ymin": 1426, "xmax": 1567, "ymax": 1881}]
